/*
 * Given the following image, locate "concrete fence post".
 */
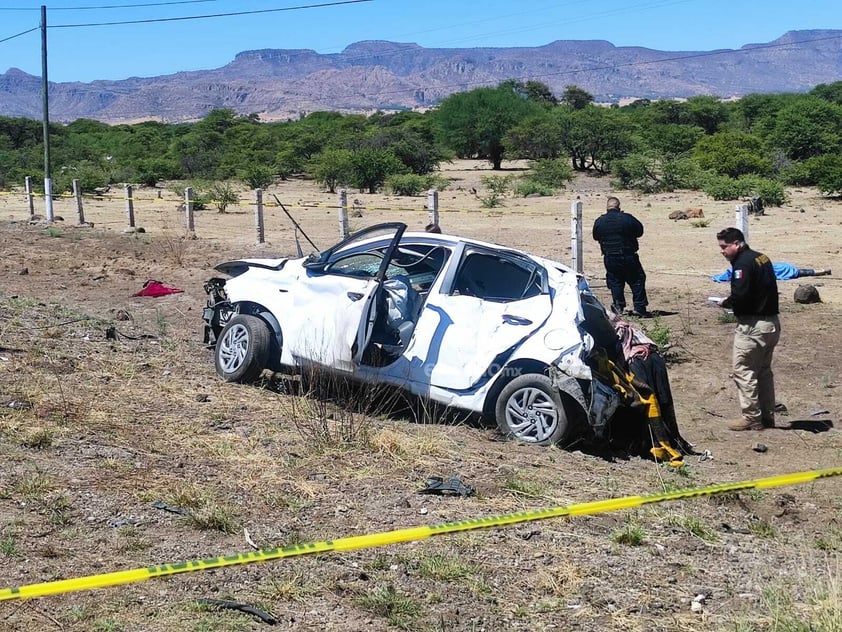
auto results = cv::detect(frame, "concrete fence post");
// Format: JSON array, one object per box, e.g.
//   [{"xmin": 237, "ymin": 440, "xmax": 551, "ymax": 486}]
[
  {"xmin": 570, "ymin": 197, "xmax": 584, "ymax": 274},
  {"xmin": 185, "ymin": 187, "xmax": 195, "ymax": 236},
  {"xmin": 44, "ymin": 176, "xmax": 54, "ymax": 223},
  {"xmin": 73, "ymin": 179, "xmax": 85, "ymax": 225},
  {"xmin": 125, "ymin": 184, "xmax": 135, "ymax": 228},
  {"xmin": 735, "ymin": 204, "xmax": 749, "ymax": 243},
  {"xmin": 25, "ymin": 176, "xmax": 35, "ymax": 219},
  {"xmin": 427, "ymin": 189, "xmax": 439, "ymax": 228},
  {"xmin": 254, "ymin": 189, "xmax": 265, "ymax": 244},
  {"xmin": 338, "ymin": 189, "xmax": 349, "ymax": 238}
]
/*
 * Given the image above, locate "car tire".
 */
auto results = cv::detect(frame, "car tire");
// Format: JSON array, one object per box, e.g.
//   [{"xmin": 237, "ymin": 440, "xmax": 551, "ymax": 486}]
[
  {"xmin": 214, "ymin": 314, "xmax": 271, "ymax": 383},
  {"xmin": 495, "ymin": 374, "xmax": 568, "ymax": 445}
]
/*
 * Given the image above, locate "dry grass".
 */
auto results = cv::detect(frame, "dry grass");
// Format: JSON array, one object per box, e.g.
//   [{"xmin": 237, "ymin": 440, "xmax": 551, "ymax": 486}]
[{"xmin": 1, "ymin": 166, "xmax": 842, "ymax": 630}]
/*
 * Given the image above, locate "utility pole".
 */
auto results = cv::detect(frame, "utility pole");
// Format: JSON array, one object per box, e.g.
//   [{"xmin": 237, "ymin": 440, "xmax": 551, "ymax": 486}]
[{"xmin": 41, "ymin": 5, "xmax": 54, "ymax": 222}]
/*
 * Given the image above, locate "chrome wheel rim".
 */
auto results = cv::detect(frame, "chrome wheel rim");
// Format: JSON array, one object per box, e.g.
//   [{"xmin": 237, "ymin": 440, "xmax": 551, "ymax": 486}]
[
  {"xmin": 218, "ymin": 323, "xmax": 249, "ymax": 374},
  {"xmin": 505, "ymin": 387, "xmax": 559, "ymax": 442}
]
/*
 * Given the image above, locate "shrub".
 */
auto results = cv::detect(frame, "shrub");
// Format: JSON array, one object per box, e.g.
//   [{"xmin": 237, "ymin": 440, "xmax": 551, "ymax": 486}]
[
  {"xmin": 238, "ymin": 164, "xmax": 275, "ymax": 190},
  {"xmin": 53, "ymin": 162, "xmax": 109, "ymax": 194},
  {"xmin": 701, "ymin": 174, "xmax": 746, "ymax": 200},
  {"xmin": 207, "ymin": 181, "xmax": 240, "ymax": 213},
  {"xmin": 385, "ymin": 173, "xmax": 429, "ymax": 196},
  {"xmin": 513, "ymin": 179, "xmax": 555, "ymax": 197},
  {"xmin": 529, "ymin": 158, "xmax": 573, "ymax": 187}
]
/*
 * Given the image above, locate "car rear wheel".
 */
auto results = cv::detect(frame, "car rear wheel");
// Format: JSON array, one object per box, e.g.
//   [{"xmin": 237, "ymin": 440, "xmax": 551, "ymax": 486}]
[
  {"xmin": 495, "ymin": 374, "xmax": 568, "ymax": 445},
  {"xmin": 214, "ymin": 314, "xmax": 271, "ymax": 383}
]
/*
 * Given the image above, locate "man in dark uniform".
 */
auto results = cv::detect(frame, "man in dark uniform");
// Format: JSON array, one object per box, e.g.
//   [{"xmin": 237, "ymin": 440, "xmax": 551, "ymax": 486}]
[
  {"xmin": 592, "ymin": 196, "xmax": 649, "ymax": 316},
  {"xmin": 716, "ymin": 227, "xmax": 781, "ymax": 431}
]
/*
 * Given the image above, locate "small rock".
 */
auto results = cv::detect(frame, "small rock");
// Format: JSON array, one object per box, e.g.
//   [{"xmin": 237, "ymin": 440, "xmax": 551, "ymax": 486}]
[
  {"xmin": 17, "ymin": 267, "xmax": 29, "ymax": 275},
  {"xmin": 419, "ymin": 507, "xmax": 428, "ymax": 515},
  {"xmin": 194, "ymin": 393, "xmax": 209, "ymax": 402},
  {"xmin": 752, "ymin": 443, "xmax": 768, "ymax": 453},
  {"xmin": 794, "ymin": 284, "xmax": 821, "ymax": 304}
]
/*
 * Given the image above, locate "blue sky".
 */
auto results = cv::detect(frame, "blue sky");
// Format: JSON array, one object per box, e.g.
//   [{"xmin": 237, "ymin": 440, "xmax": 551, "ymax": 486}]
[{"xmin": 1, "ymin": 0, "xmax": 840, "ymax": 83}]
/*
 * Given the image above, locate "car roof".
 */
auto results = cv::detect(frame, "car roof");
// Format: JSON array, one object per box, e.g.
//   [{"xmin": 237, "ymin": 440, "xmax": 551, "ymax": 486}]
[{"xmin": 397, "ymin": 231, "xmax": 575, "ymax": 274}]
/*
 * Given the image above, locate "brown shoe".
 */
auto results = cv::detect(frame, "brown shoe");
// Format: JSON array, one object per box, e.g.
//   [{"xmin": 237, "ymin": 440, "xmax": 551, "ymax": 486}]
[{"xmin": 727, "ymin": 418, "xmax": 764, "ymax": 431}]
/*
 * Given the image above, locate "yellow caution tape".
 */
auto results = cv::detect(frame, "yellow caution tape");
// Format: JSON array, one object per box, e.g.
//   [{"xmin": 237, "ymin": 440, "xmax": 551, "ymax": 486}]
[{"xmin": 0, "ymin": 467, "xmax": 839, "ymax": 601}]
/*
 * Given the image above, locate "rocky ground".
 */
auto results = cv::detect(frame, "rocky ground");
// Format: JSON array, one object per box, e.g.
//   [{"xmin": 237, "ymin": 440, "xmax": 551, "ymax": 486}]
[{"xmin": 0, "ymin": 162, "xmax": 840, "ymax": 631}]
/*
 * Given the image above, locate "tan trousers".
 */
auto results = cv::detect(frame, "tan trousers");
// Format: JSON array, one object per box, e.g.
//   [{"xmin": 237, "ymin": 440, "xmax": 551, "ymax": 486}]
[{"xmin": 733, "ymin": 315, "xmax": 780, "ymax": 423}]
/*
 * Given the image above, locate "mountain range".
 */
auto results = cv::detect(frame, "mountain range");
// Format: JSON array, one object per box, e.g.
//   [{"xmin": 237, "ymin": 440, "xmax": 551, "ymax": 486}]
[{"xmin": 1, "ymin": 30, "xmax": 841, "ymax": 124}]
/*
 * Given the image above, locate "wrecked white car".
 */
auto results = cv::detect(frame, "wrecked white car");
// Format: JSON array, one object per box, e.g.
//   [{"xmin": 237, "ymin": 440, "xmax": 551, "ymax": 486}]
[{"xmin": 202, "ymin": 222, "xmax": 666, "ymax": 447}]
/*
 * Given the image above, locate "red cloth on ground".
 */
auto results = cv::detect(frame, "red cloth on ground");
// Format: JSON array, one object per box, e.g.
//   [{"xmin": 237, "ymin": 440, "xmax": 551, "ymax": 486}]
[{"xmin": 133, "ymin": 280, "xmax": 184, "ymax": 297}]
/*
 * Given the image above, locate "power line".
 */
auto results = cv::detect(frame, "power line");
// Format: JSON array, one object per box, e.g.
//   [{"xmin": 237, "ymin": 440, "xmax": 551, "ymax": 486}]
[
  {"xmin": 51, "ymin": 0, "xmax": 221, "ymax": 9},
  {"xmin": 0, "ymin": 26, "xmax": 38, "ymax": 45},
  {"xmin": 51, "ymin": 0, "xmax": 374, "ymax": 28},
  {"xmin": 0, "ymin": 0, "xmax": 220, "ymax": 9}
]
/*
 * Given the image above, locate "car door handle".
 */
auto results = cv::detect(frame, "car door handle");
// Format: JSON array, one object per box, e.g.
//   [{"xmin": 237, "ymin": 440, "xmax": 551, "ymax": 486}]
[
  {"xmin": 502, "ymin": 314, "xmax": 532, "ymax": 326},
  {"xmin": 347, "ymin": 291, "xmax": 364, "ymax": 301}
]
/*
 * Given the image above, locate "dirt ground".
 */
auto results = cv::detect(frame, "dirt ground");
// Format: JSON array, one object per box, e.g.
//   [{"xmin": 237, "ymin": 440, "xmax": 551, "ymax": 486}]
[{"xmin": 0, "ymin": 160, "xmax": 840, "ymax": 631}]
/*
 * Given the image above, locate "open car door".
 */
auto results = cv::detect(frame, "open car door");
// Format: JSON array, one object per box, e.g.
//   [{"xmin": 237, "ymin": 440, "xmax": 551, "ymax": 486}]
[{"xmin": 289, "ymin": 223, "xmax": 406, "ymax": 372}]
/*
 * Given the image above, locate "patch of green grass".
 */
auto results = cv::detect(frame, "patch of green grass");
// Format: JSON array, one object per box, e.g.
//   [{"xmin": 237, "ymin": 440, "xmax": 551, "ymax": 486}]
[
  {"xmin": 502, "ymin": 470, "xmax": 549, "ymax": 499},
  {"xmin": 815, "ymin": 526, "xmax": 842, "ymax": 551},
  {"xmin": 13, "ymin": 470, "xmax": 53, "ymax": 501},
  {"xmin": 19, "ymin": 427, "xmax": 54, "ymax": 449},
  {"xmin": 718, "ymin": 311, "xmax": 737, "ymax": 324},
  {"xmin": 259, "ymin": 572, "xmax": 315, "ymax": 603},
  {"xmin": 355, "ymin": 584, "xmax": 422, "ymax": 630},
  {"xmin": 0, "ymin": 535, "xmax": 18, "ymax": 557},
  {"xmin": 643, "ymin": 318, "xmax": 671, "ymax": 348},
  {"xmin": 187, "ymin": 503, "xmax": 237, "ymax": 534},
  {"xmin": 612, "ymin": 523, "xmax": 645, "ymax": 546},
  {"xmin": 414, "ymin": 552, "xmax": 477, "ymax": 581},
  {"xmin": 116, "ymin": 526, "xmax": 150, "ymax": 552},
  {"xmin": 44, "ymin": 493, "xmax": 74, "ymax": 527},
  {"xmin": 92, "ymin": 618, "xmax": 123, "ymax": 632},
  {"xmin": 690, "ymin": 218, "xmax": 712, "ymax": 228},
  {"xmin": 669, "ymin": 514, "xmax": 719, "ymax": 542},
  {"xmin": 748, "ymin": 519, "xmax": 777, "ymax": 539}
]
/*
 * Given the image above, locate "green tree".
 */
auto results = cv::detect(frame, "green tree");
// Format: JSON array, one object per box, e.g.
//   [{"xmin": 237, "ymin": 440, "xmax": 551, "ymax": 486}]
[
  {"xmin": 693, "ymin": 131, "xmax": 772, "ymax": 177},
  {"xmin": 561, "ymin": 85, "xmax": 594, "ymax": 110},
  {"xmin": 810, "ymin": 81, "xmax": 842, "ymax": 105},
  {"xmin": 434, "ymin": 84, "xmax": 541, "ymax": 169},
  {"xmin": 309, "ymin": 148, "xmax": 353, "ymax": 193},
  {"xmin": 561, "ymin": 106, "xmax": 636, "ymax": 173},
  {"xmin": 500, "ymin": 80, "xmax": 558, "ymax": 105},
  {"xmin": 349, "ymin": 148, "xmax": 405, "ymax": 193},
  {"xmin": 769, "ymin": 97, "xmax": 842, "ymax": 160},
  {"xmin": 685, "ymin": 96, "xmax": 730, "ymax": 135},
  {"xmin": 503, "ymin": 109, "xmax": 566, "ymax": 160}
]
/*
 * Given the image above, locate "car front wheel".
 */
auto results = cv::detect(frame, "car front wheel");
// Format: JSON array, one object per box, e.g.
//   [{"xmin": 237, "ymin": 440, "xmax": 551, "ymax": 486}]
[
  {"xmin": 495, "ymin": 374, "xmax": 568, "ymax": 445},
  {"xmin": 214, "ymin": 314, "xmax": 271, "ymax": 383}
]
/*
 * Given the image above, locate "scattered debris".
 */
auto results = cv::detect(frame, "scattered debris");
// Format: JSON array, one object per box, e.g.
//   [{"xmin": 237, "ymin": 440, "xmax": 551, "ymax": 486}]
[
  {"xmin": 133, "ymin": 280, "xmax": 184, "ymax": 298},
  {"xmin": 810, "ymin": 409, "xmax": 830, "ymax": 416},
  {"xmin": 6, "ymin": 400, "xmax": 34, "ymax": 410},
  {"xmin": 690, "ymin": 593, "xmax": 706, "ymax": 613},
  {"xmin": 244, "ymin": 528, "xmax": 259, "ymax": 550},
  {"xmin": 152, "ymin": 500, "xmax": 193, "ymax": 517},
  {"xmin": 698, "ymin": 449, "xmax": 714, "ymax": 462},
  {"xmin": 17, "ymin": 267, "xmax": 28, "ymax": 275},
  {"xmin": 752, "ymin": 443, "xmax": 768, "ymax": 453},
  {"xmin": 417, "ymin": 475, "xmax": 475, "ymax": 497},
  {"xmin": 197, "ymin": 599, "xmax": 278, "ymax": 626}
]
